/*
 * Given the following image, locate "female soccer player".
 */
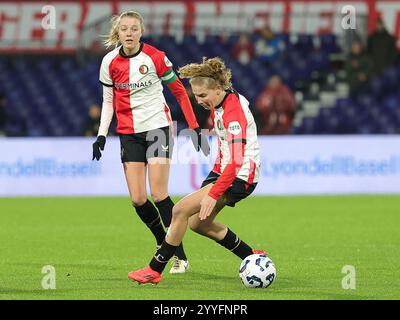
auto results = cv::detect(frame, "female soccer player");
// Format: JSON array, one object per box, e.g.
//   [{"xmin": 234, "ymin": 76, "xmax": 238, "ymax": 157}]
[
  {"xmin": 92, "ymin": 11, "xmax": 210, "ymax": 274},
  {"xmin": 128, "ymin": 57, "xmax": 265, "ymax": 284}
]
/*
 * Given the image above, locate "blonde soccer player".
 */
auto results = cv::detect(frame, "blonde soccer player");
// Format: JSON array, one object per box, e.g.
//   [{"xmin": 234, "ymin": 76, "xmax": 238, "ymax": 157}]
[{"xmin": 92, "ymin": 11, "xmax": 210, "ymax": 273}]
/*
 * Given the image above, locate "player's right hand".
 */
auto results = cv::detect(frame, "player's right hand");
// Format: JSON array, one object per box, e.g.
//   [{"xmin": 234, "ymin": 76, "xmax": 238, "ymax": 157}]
[{"xmin": 92, "ymin": 135, "xmax": 106, "ymax": 160}]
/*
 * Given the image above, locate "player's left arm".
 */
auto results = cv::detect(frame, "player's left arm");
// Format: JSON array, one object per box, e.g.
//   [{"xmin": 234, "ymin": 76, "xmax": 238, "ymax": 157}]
[
  {"xmin": 165, "ymin": 76, "xmax": 199, "ymax": 129},
  {"xmin": 155, "ymin": 52, "xmax": 199, "ymax": 129}
]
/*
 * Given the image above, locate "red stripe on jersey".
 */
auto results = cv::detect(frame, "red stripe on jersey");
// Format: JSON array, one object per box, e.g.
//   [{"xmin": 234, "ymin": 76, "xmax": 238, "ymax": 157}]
[
  {"xmin": 222, "ymin": 94, "xmax": 248, "ymax": 143},
  {"xmin": 245, "ymin": 159, "xmax": 256, "ymax": 190},
  {"xmin": 110, "ymin": 56, "xmax": 133, "ymax": 134},
  {"xmin": 142, "ymin": 43, "xmax": 170, "ymax": 77}
]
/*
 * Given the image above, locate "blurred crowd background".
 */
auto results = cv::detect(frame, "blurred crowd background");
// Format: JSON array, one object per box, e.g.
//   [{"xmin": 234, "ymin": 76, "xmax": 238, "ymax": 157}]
[{"xmin": 1, "ymin": 0, "xmax": 400, "ymax": 138}]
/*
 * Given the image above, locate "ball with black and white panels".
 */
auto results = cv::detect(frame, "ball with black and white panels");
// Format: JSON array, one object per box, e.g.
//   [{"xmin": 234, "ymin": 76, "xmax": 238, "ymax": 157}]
[{"xmin": 239, "ymin": 253, "xmax": 276, "ymax": 288}]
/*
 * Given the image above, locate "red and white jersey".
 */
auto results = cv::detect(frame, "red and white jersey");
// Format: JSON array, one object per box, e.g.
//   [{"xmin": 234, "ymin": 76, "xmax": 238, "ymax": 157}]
[
  {"xmin": 208, "ymin": 89, "xmax": 260, "ymax": 200},
  {"xmin": 99, "ymin": 43, "xmax": 177, "ymax": 134}
]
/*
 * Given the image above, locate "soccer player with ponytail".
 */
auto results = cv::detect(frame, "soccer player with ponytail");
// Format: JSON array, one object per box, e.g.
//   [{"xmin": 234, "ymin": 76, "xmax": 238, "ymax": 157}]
[{"xmin": 128, "ymin": 57, "xmax": 264, "ymax": 284}]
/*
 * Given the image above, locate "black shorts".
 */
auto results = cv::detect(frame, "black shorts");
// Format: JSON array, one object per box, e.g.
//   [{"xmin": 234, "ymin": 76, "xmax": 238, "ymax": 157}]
[
  {"xmin": 201, "ymin": 171, "xmax": 257, "ymax": 207},
  {"xmin": 119, "ymin": 126, "xmax": 173, "ymax": 163}
]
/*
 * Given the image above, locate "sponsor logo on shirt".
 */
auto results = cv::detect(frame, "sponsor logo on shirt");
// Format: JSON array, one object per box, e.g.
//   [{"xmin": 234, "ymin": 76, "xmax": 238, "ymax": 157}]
[
  {"xmin": 228, "ymin": 121, "xmax": 242, "ymax": 135},
  {"xmin": 114, "ymin": 80, "xmax": 153, "ymax": 89}
]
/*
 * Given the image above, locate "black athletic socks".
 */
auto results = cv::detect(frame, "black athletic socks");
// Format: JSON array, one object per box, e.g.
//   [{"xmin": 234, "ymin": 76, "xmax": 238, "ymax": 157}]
[
  {"xmin": 216, "ymin": 228, "xmax": 253, "ymax": 259},
  {"xmin": 149, "ymin": 240, "xmax": 178, "ymax": 273},
  {"xmin": 134, "ymin": 200, "xmax": 166, "ymax": 246},
  {"xmin": 154, "ymin": 196, "xmax": 174, "ymax": 227}
]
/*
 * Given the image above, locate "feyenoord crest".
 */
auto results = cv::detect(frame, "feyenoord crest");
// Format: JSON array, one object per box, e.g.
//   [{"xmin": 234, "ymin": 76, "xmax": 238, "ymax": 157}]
[{"xmin": 139, "ymin": 64, "xmax": 149, "ymax": 74}]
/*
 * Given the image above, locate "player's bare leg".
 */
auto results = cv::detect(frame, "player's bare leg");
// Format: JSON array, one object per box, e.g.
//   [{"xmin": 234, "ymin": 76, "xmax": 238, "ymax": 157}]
[
  {"xmin": 165, "ymin": 184, "xmax": 216, "ymax": 246},
  {"xmin": 188, "ymin": 207, "xmax": 266, "ymax": 256},
  {"xmin": 148, "ymin": 158, "xmax": 170, "ymax": 203},
  {"xmin": 124, "ymin": 162, "xmax": 147, "ymax": 206},
  {"xmin": 187, "ymin": 203, "xmax": 227, "ymax": 241}
]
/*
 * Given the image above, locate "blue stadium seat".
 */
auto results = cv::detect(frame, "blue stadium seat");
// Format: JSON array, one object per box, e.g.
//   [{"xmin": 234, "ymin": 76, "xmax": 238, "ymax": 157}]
[
  {"xmin": 319, "ymin": 34, "xmax": 340, "ymax": 53},
  {"xmin": 383, "ymin": 95, "xmax": 398, "ymax": 111},
  {"xmin": 294, "ymin": 34, "xmax": 315, "ymax": 53},
  {"xmin": 382, "ymin": 67, "xmax": 399, "ymax": 91}
]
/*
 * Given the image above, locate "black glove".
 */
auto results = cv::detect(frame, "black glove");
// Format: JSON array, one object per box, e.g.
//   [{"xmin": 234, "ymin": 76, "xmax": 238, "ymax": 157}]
[
  {"xmin": 190, "ymin": 127, "xmax": 210, "ymax": 156},
  {"xmin": 92, "ymin": 135, "xmax": 106, "ymax": 160}
]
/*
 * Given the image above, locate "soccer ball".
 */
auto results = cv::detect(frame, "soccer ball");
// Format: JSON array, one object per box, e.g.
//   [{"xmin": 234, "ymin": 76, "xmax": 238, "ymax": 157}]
[{"xmin": 239, "ymin": 254, "xmax": 276, "ymax": 288}]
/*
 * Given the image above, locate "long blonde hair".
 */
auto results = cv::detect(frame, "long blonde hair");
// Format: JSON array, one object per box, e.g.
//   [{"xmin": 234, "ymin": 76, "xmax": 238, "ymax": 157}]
[
  {"xmin": 178, "ymin": 57, "xmax": 232, "ymax": 90},
  {"xmin": 103, "ymin": 11, "xmax": 145, "ymax": 48}
]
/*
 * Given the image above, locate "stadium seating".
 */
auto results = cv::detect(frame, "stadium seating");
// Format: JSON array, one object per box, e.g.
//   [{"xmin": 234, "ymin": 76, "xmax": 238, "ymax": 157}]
[
  {"xmin": 1, "ymin": 33, "xmax": 398, "ymax": 136},
  {"xmin": 292, "ymin": 65, "xmax": 400, "ymax": 134}
]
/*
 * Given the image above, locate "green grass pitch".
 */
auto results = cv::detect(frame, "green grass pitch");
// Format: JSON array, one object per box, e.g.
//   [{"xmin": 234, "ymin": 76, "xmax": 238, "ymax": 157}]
[{"xmin": 1, "ymin": 195, "xmax": 399, "ymax": 300}]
